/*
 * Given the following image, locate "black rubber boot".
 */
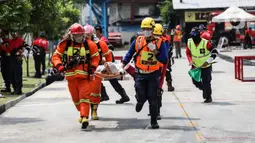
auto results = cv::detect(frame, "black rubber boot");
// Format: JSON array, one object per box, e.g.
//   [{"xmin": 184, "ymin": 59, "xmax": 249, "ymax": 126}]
[
  {"xmin": 81, "ymin": 117, "xmax": 89, "ymax": 129},
  {"xmin": 1, "ymin": 88, "xmax": 11, "ymax": 92},
  {"xmin": 202, "ymin": 91, "xmax": 207, "ymax": 99},
  {"xmin": 167, "ymin": 81, "xmax": 175, "ymax": 92},
  {"xmin": 204, "ymin": 94, "xmax": 212, "ymax": 103},
  {"xmin": 149, "ymin": 105, "xmax": 159, "ymax": 129},
  {"xmin": 135, "ymin": 102, "xmax": 144, "ymax": 112},
  {"xmin": 116, "ymin": 90, "xmax": 130, "ymax": 104},
  {"xmin": 157, "ymin": 107, "xmax": 162, "ymax": 120},
  {"xmin": 100, "ymin": 85, "xmax": 109, "ymax": 102}
]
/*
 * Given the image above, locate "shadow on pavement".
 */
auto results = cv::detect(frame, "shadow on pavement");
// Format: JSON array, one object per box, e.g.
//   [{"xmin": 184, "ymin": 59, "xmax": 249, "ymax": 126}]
[
  {"xmin": 161, "ymin": 116, "xmax": 200, "ymax": 120},
  {"xmin": 41, "ymin": 87, "xmax": 68, "ymax": 91},
  {"xmin": 212, "ymin": 71, "xmax": 226, "ymax": 74},
  {"xmin": 207, "ymin": 102, "xmax": 236, "ymax": 106},
  {"xmin": 99, "ymin": 103, "xmax": 135, "ymax": 106},
  {"xmin": 84, "ymin": 117, "xmax": 195, "ymax": 132},
  {"xmin": 0, "ymin": 117, "xmax": 43, "ymax": 125}
]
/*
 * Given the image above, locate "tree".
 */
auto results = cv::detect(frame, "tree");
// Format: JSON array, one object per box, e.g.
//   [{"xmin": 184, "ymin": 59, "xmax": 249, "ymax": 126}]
[
  {"xmin": 0, "ymin": 0, "xmax": 32, "ymax": 33},
  {"xmin": 0, "ymin": 0, "xmax": 81, "ymax": 40},
  {"xmin": 160, "ymin": 0, "xmax": 176, "ymax": 24},
  {"xmin": 29, "ymin": 0, "xmax": 81, "ymax": 40}
]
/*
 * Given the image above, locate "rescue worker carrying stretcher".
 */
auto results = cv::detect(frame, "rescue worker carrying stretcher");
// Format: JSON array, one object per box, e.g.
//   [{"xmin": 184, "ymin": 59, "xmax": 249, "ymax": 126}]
[
  {"xmin": 51, "ymin": 23, "xmax": 100, "ymax": 129},
  {"xmin": 94, "ymin": 25, "xmax": 130, "ymax": 104},
  {"xmin": 122, "ymin": 17, "xmax": 168, "ymax": 129},
  {"xmin": 186, "ymin": 27, "xmax": 218, "ymax": 103},
  {"xmin": 83, "ymin": 24, "xmax": 113, "ymax": 120}
]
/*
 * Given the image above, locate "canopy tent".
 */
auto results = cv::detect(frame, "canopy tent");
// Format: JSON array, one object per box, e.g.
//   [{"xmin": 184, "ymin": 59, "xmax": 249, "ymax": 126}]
[{"xmin": 212, "ymin": 6, "xmax": 255, "ymax": 22}]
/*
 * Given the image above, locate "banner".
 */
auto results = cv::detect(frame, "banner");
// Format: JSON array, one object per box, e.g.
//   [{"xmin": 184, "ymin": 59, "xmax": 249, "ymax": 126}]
[{"xmin": 185, "ymin": 11, "xmax": 210, "ymax": 22}]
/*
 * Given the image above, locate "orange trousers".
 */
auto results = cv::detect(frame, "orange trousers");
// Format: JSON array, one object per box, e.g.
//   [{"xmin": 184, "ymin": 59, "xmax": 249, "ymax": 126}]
[
  {"xmin": 90, "ymin": 76, "xmax": 102, "ymax": 105},
  {"xmin": 67, "ymin": 76, "xmax": 102, "ymax": 118}
]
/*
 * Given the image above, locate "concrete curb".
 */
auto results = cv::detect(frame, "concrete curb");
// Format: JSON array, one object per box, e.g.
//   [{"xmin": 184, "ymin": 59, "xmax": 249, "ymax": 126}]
[
  {"xmin": 0, "ymin": 83, "xmax": 45, "ymax": 115},
  {"xmin": 218, "ymin": 53, "xmax": 255, "ymax": 66}
]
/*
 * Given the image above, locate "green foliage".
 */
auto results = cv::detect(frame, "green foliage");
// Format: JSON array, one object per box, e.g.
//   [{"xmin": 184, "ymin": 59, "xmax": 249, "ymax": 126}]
[
  {"xmin": 0, "ymin": 0, "xmax": 32, "ymax": 33},
  {"xmin": 160, "ymin": 0, "xmax": 175, "ymax": 23},
  {"xmin": 0, "ymin": 0, "xmax": 81, "ymax": 40}
]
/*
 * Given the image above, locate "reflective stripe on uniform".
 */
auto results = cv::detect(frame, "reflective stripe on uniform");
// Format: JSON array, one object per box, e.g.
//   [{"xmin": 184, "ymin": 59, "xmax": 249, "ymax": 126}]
[
  {"xmin": 90, "ymin": 93, "xmax": 101, "ymax": 97},
  {"xmin": 91, "ymin": 52, "xmax": 99, "ymax": 57},
  {"xmin": 65, "ymin": 70, "xmax": 89, "ymax": 76},
  {"xmin": 102, "ymin": 50, "xmax": 112, "ymax": 56},
  {"xmin": 191, "ymin": 53, "xmax": 210, "ymax": 58},
  {"xmin": 54, "ymin": 50, "xmax": 63, "ymax": 56},
  {"xmin": 74, "ymin": 98, "xmax": 90, "ymax": 105}
]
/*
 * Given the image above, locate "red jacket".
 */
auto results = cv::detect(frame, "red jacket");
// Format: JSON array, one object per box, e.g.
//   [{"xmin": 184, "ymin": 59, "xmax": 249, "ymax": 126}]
[
  {"xmin": 33, "ymin": 37, "xmax": 49, "ymax": 50},
  {"xmin": 200, "ymin": 30, "xmax": 213, "ymax": 40}
]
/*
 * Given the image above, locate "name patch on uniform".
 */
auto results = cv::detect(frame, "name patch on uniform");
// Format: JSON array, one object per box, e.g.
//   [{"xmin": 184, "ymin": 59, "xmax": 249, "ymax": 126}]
[{"xmin": 200, "ymin": 48, "xmax": 205, "ymax": 54}]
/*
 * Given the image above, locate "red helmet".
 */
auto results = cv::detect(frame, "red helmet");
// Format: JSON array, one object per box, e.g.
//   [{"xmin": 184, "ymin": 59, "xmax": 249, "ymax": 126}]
[{"xmin": 69, "ymin": 23, "xmax": 85, "ymax": 35}]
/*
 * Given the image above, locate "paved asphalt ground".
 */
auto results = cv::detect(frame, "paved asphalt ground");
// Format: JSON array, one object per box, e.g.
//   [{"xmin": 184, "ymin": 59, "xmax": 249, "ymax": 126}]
[{"xmin": 1, "ymin": 49, "xmax": 255, "ymax": 143}]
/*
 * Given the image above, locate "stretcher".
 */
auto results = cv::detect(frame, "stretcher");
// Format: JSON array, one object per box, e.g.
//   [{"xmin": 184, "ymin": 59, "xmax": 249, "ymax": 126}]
[{"xmin": 95, "ymin": 62, "xmax": 125, "ymax": 79}]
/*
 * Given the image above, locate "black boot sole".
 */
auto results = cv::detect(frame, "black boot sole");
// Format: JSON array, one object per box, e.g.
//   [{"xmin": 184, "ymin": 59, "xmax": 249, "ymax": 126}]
[
  {"xmin": 168, "ymin": 87, "xmax": 175, "ymax": 92},
  {"xmin": 100, "ymin": 97, "xmax": 110, "ymax": 102},
  {"xmin": 81, "ymin": 122, "xmax": 89, "ymax": 129},
  {"xmin": 115, "ymin": 98, "xmax": 130, "ymax": 104},
  {"xmin": 136, "ymin": 103, "xmax": 144, "ymax": 112},
  {"xmin": 150, "ymin": 124, "xmax": 159, "ymax": 129}
]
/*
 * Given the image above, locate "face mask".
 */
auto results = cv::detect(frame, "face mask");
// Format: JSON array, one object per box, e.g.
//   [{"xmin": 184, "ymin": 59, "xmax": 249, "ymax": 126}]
[
  {"xmin": 143, "ymin": 30, "xmax": 152, "ymax": 37},
  {"xmin": 72, "ymin": 35, "xmax": 84, "ymax": 43},
  {"xmin": 75, "ymin": 37, "xmax": 84, "ymax": 43},
  {"xmin": 154, "ymin": 35, "xmax": 161, "ymax": 39},
  {"xmin": 93, "ymin": 34, "xmax": 99, "ymax": 42}
]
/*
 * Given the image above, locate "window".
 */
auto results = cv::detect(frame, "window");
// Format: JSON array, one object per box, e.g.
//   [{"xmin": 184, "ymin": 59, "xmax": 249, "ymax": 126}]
[{"xmin": 247, "ymin": 22, "xmax": 255, "ymax": 30}]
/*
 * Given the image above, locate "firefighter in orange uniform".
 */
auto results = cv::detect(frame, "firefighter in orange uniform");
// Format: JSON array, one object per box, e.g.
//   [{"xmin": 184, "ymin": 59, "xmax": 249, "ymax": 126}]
[
  {"xmin": 83, "ymin": 24, "xmax": 113, "ymax": 120},
  {"xmin": 51, "ymin": 23, "xmax": 100, "ymax": 129},
  {"xmin": 173, "ymin": 25, "xmax": 182, "ymax": 58}
]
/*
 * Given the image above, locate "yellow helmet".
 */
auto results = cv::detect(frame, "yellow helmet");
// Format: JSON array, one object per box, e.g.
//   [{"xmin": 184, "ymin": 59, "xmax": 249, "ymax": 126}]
[
  {"xmin": 153, "ymin": 23, "xmax": 163, "ymax": 36},
  {"xmin": 141, "ymin": 17, "xmax": 155, "ymax": 29}
]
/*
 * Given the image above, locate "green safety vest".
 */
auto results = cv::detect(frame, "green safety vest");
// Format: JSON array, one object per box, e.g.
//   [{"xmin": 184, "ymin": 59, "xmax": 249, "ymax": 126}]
[
  {"xmin": 188, "ymin": 38, "xmax": 210, "ymax": 68},
  {"xmin": 66, "ymin": 46, "xmax": 87, "ymax": 57}
]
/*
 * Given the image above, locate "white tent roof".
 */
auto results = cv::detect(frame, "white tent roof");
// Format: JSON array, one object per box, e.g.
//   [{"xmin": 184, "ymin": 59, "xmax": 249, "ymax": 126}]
[{"xmin": 212, "ymin": 6, "xmax": 255, "ymax": 22}]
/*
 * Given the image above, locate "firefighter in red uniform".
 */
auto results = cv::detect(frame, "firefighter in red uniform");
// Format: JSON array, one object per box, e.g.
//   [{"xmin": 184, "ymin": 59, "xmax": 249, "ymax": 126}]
[
  {"xmin": 0, "ymin": 30, "xmax": 12, "ymax": 92},
  {"xmin": 9, "ymin": 31, "xmax": 28, "ymax": 95},
  {"xmin": 32, "ymin": 32, "xmax": 49, "ymax": 78}
]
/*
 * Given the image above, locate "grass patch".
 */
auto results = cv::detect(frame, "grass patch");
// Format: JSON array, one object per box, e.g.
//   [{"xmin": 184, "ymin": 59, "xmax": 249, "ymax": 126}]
[{"xmin": 0, "ymin": 56, "xmax": 52, "ymax": 106}]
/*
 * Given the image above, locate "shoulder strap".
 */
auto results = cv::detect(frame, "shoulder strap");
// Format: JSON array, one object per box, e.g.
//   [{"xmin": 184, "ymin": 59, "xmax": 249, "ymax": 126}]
[{"xmin": 65, "ymin": 40, "xmax": 72, "ymax": 51}]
